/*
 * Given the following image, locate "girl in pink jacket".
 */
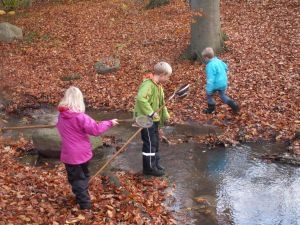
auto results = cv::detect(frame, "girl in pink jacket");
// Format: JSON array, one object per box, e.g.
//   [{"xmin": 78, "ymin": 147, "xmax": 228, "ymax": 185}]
[{"xmin": 57, "ymin": 86, "xmax": 118, "ymax": 210}]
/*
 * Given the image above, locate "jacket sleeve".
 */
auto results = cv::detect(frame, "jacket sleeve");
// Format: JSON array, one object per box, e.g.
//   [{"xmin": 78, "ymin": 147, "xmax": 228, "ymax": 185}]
[
  {"xmin": 78, "ymin": 114, "xmax": 113, "ymax": 136},
  {"xmin": 222, "ymin": 61, "xmax": 228, "ymax": 72},
  {"xmin": 136, "ymin": 82, "xmax": 154, "ymax": 116},
  {"xmin": 162, "ymin": 106, "xmax": 170, "ymax": 122},
  {"xmin": 205, "ymin": 64, "xmax": 215, "ymax": 93}
]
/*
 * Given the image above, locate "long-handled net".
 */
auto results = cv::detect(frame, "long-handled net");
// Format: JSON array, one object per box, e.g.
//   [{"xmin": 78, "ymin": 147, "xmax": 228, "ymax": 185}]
[
  {"xmin": 134, "ymin": 115, "xmax": 153, "ymax": 128},
  {"xmin": 0, "ymin": 124, "xmax": 56, "ymax": 132},
  {"xmin": 0, "ymin": 84, "xmax": 190, "ymax": 183},
  {"xmin": 89, "ymin": 83, "xmax": 190, "ymax": 183},
  {"xmin": 0, "ymin": 115, "xmax": 154, "ymax": 132}
]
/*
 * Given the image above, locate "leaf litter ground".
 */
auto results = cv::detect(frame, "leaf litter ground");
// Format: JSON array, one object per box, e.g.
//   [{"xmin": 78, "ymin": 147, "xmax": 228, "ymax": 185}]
[
  {"xmin": 0, "ymin": 0, "xmax": 299, "ymax": 223},
  {"xmin": 0, "ymin": 0, "xmax": 298, "ymax": 144}
]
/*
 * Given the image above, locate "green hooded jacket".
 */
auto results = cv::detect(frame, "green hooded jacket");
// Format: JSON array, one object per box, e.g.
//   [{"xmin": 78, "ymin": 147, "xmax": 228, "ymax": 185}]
[{"xmin": 134, "ymin": 76, "xmax": 170, "ymax": 125}]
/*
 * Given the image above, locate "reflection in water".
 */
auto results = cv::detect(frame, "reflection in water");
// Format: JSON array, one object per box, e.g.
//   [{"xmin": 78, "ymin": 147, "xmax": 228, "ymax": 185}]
[
  {"xmin": 114, "ymin": 142, "xmax": 300, "ymax": 225},
  {"xmin": 214, "ymin": 146, "xmax": 300, "ymax": 225}
]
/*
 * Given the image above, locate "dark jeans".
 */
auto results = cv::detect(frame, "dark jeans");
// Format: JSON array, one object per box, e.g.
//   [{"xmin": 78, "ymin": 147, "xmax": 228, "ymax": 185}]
[
  {"xmin": 206, "ymin": 89, "xmax": 232, "ymax": 105},
  {"xmin": 141, "ymin": 122, "xmax": 160, "ymax": 171},
  {"xmin": 65, "ymin": 161, "xmax": 91, "ymax": 209}
]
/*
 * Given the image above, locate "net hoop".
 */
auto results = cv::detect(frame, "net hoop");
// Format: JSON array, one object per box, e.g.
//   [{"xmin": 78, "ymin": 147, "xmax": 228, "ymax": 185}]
[{"xmin": 134, "ymin": 115, "xmax": 153, "ymax": 128}]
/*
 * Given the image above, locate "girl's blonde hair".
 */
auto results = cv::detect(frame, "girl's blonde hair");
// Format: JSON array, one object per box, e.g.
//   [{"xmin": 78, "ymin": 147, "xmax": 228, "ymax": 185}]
[
  {"xmin": 154, "ymin": 62, "xmax": 172, "ymax": 76},
  {"xmin": 58, "ymin": 86, "xmax": 85, "ymax": 113}
]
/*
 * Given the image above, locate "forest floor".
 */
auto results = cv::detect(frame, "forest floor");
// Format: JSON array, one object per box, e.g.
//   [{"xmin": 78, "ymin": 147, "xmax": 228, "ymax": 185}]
[
  {"xmin": 0, "ymin": 0, "xmax": 299, "ymax": 223},
  {"xmin": 0, "ymin": 0, "xmax": 299, "ymax": 145},
  {"xmin": 0, "ymin": 137, "xmax": 174, "ymax": 224}
]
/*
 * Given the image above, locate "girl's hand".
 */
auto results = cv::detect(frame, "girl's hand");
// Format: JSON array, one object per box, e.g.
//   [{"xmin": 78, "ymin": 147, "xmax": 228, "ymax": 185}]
[{"xmin": 111, "ymin": 119, "xmax": 119, "ymax": 126}]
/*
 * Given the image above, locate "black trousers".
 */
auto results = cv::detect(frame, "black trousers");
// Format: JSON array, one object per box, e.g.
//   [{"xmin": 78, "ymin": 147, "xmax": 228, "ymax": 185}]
[
  {"xmin": 65, "ymin": 161, "xmax": 91, "ymax": 209},
  {"xmin": 141, "ymin": 122, "xmax": 161, "ymax": 171}
]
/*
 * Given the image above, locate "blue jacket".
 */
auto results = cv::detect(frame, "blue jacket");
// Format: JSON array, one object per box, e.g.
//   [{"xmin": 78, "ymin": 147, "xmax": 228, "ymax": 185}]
[{"xmin": 205, "ymin": 57, "xmax": 228, "ymax": 93}]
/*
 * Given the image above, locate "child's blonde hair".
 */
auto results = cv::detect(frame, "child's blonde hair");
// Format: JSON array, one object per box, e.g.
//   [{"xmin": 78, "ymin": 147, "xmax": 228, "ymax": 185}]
[
  {"xmin": 201, "ymin": 47, "xmax": 215, "ymax": 59},
  {"xmin": 58, "ymin": 86, "xmax": 85, "ymax": 113},
  {"xmin": 154, "ymin": 62, "xmax": 172, "ymax": 76}
]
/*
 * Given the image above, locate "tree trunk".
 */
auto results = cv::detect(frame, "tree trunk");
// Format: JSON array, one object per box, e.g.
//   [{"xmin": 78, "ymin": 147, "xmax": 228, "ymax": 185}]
[{"xmin": 188, "ymin": 0, "xmax": 224, "ymax": 60}]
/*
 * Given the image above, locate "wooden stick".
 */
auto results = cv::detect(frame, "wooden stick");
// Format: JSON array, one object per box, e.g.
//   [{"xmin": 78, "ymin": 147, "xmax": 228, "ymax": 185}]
[
  {"xmin": 0, "ymin": 118, "xmax": 135, "ymax": 131},
  {"xmin": 118, "ymin": 119, "xmax": 134, "ymax": 122},
  {"xmin": 1, "ymin": 124, "xmax": 56, "ymax": 131},
  {"xmin": 89, "ymin": 127, "xmax": 143, "ymax": 184},
  {"xmin": 89, "ymin": 96, "xmax": 174, "ymax": 183},
  {"xmin": 89, "ymin": 85, "xmax": 189, "ymax": 183}
]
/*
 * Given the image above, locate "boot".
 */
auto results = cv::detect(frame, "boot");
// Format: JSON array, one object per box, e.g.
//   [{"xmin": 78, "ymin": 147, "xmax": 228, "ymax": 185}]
[
  {"xmin": 227, "ymin": 100, "xmax": 239, "ymax": 114},
  {"xmin": 156, "ymin": 163, "xmax": 165, "ymax": 171},
  {"xmin": 143, "ymin": 167, "xmax": 165, "ymax": 177},
  {"xmin": 156, "ymin": 154, "xmax": 165, "ymax": 171},
  {"xmin": 203, "ymin": 104, "xmax": 216, "ymax": 114},
  {"xmin": 143, "ymin": 156, "xmax": 165, "ymax": 176}
]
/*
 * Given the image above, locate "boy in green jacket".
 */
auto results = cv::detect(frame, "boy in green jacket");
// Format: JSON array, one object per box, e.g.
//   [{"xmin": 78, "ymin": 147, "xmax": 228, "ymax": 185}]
[{"xmin": 134, "ymin": 62, "xmax": 172, "ymax": 176}]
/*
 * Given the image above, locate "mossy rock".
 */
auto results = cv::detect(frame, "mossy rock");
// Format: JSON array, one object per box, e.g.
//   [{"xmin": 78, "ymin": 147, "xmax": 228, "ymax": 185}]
[{"xmin": 0, "ymin": 22, "xmax": 23, "ymax": 43}]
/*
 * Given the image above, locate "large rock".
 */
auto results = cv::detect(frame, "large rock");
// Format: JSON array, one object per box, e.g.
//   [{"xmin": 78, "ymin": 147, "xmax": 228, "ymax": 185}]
[
  {"xmin": 32, "ymin": 128, "xmax": 102, "ymax": 158},
  {"xmin": 0, "ymin": 22, "xmax": 23, "ymax": 43},
  {"xmin": 94, "ymin": 57, "xmax": 120, "ymax": 75}
]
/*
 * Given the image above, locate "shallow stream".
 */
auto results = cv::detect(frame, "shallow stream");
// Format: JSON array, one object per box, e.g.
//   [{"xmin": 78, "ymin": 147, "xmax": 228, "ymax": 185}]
[{"xmin": 3, "ymin": 109, "xmax": 299, "ymax": 225}]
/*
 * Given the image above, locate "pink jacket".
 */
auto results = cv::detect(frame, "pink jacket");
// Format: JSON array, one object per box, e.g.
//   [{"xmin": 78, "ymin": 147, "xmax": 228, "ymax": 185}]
[{"xmin": 56, "ymin": 107, "xmax": 113, "ymax": 165}]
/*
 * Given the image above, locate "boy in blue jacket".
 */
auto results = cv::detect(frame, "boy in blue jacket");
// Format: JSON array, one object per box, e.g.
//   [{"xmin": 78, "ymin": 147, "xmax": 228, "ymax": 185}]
[{"xmin": 201, "ymin": 47, "xmax": 239, "ymax": 114}]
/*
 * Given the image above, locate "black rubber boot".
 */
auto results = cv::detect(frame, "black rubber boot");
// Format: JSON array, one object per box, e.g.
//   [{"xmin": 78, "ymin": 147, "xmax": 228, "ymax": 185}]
[
  {"xmin": 227, "ymin": 100, "xmax": 239, "ymax": 114},
  {"xmin": 203, "ymin": 104, "xmax": 216, "ymax": 114},
  {"xmin": 156, "ymin": 154, "xmax": 165, "ymax": 171},
  {"xmin": 143, "ymin": 167, "xmax": 165, "ymax": 177},
  {"xmin": 156, "ymin": 163, "xmax": 165, "ymax": 171},
  {"xmin": 143, "ymin": 155, "xmax": 165, "ymax": 176}
]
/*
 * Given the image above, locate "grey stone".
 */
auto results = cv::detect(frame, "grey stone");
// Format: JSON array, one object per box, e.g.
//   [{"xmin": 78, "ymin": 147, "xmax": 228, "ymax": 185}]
[
  {"xmin": 0, "ymin": 22, "xmax": 23, "ymax": 43},
  {"xmin": 32, "ymin": 128, "xmax": 102, "ymax": 158},
  {"xmin": 94, "ymin": 57, "xmax": 120, "ymax": 75}
]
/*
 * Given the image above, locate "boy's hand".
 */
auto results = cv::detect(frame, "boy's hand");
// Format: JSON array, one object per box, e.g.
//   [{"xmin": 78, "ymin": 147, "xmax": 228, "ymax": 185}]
[
  {"xmin": 111, "ymin": 119, "xmax": 119, "ymax": 126},
  {"xmin": 149, "ymin": 112, "xmax": 159, "ymax": 120},
  {"xmin": 153, "ymin": 112, "xmax": 159, "ymax": 120}
]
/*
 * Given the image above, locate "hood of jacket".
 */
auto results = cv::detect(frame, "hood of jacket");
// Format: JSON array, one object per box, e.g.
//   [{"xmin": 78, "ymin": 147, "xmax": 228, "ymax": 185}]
[{"xmin": 58, "ymin": 106, "xmax": 81, "ymax": 119}]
